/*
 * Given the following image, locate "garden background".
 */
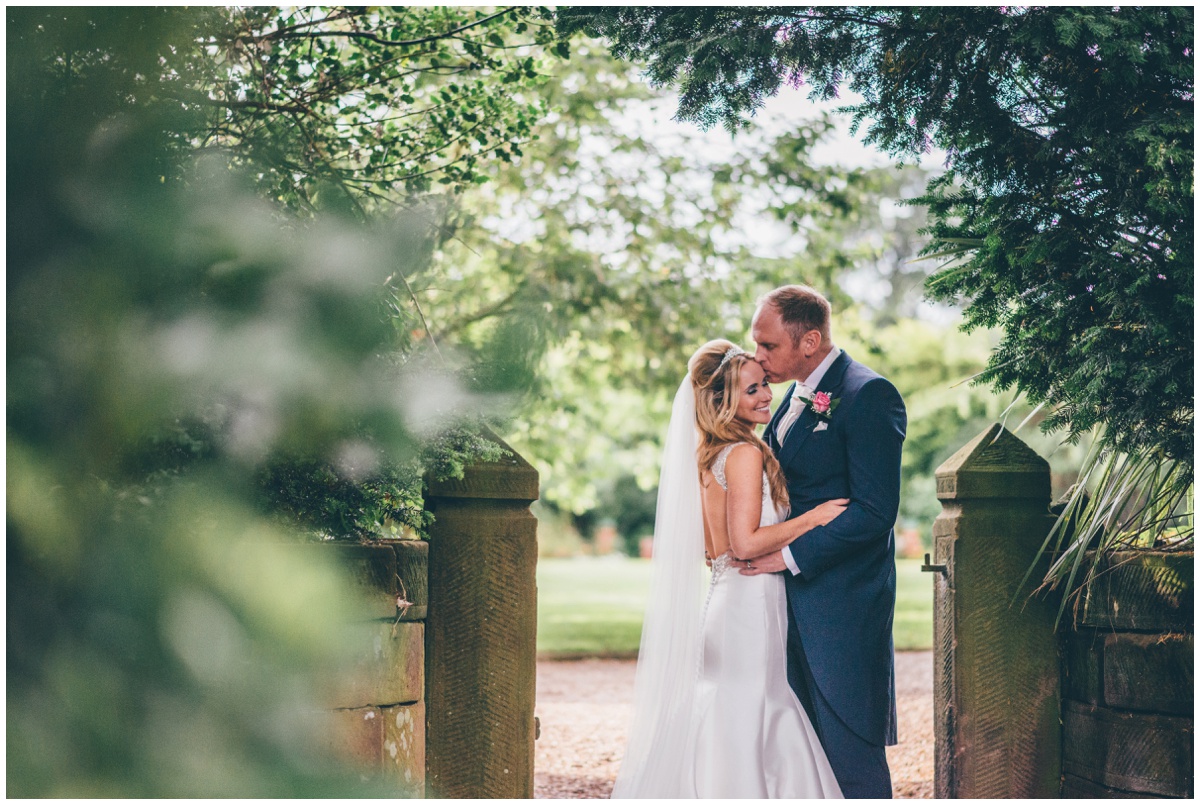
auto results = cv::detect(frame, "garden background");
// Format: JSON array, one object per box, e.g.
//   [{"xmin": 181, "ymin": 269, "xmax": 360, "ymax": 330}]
[{"xmin": 9, "ymin": 7, "xmax": 1190, "ymax": 797}]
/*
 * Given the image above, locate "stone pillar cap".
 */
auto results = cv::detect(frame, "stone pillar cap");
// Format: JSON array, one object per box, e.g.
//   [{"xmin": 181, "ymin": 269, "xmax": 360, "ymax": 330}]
[
  {"xmin": 424, "ymin": 428, "xmax": 539, "ymax": 502},
  {"xmin": 935, "ymin": 423, "xmax": 1050, "ymax": 501}
]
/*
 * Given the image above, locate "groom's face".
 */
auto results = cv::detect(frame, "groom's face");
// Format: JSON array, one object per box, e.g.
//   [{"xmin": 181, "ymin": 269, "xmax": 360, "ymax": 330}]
[{"xmin": 751, "ymin": 304, "xmax": 815, "ymax": 383}]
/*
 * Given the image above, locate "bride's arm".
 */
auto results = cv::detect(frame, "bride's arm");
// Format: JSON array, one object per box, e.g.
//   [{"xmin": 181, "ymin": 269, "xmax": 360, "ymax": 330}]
[
  {"xmin": 700, "ymin": 490, "xmax": 716, "ymax": 567},
  {"xmin": 724, "ymin": 444, "xmax": 847, "ymax": 561}
]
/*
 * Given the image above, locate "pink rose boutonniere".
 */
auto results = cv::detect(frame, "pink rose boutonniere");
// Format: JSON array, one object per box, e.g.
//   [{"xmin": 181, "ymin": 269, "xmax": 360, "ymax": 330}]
[{"xmin": 796, "ymin": 389, "xmax": 840, "ymax": 422}]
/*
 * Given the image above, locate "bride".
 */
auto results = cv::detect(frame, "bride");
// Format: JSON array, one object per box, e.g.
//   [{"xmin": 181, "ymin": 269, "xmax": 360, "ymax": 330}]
[{"xmin": 611, "ymin": 340, "xmax": 845, "ymax": 799}]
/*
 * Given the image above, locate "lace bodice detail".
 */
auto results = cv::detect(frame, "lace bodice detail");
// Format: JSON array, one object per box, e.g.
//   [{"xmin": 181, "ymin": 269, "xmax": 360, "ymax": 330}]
[
  {"xmin": 709, "ymin": 552, "xmax": 736, "ymax": 585},
  {"xmin": 711, "ymin": 442, "xmax": 771, "ymax": 501}
]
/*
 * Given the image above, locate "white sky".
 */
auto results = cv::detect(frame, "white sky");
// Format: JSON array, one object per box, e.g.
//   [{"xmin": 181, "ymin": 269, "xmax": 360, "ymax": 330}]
[
  {"xmin": 622, "ymin": 84, "xmax": 947, "ymax": 171},
  {"xmin": 603, "ymin": 82, "xmax": 959, "ymax": 325},
  {"xmin": 489, "ymin": 64, "xmax": 960, "ymax": 324}
]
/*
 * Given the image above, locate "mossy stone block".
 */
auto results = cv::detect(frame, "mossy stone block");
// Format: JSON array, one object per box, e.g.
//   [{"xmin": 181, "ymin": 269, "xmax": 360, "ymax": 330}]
[
  {"xmin": 1103, "ymin": 632, "xmax": 1193, "ymax": 715},
  {"xmin": 1077, "ymin": 551, "xmax": 1193, "ymax": 631},
  {"xmin": 325, "ymin": 542, "xmax": 400, "ymax": 620},
  {"xmin": 314, "ymin": 621, "xmax": 424, "ymax": 710},
  {"xmin": 391, "ymin": 539, "xmax": 428, "ymax": 621},
  {"xmin": 1063, "ymin": 629, "xmax": 1104, "ymax": 705},
  {"xmin": 1063, "ymin": 773, "xmax": 1168, "ymax": 799},
  {"xmin": 1063, "ymin": 700, "xmax": 1193, "ymax": 797},
  {"xmin": 327, "ymin": 706, "xmax": 383, "ymax": 767},
  {"xmin": 382, "ymin": 700, "xmax": 425, "ymax": 797}
]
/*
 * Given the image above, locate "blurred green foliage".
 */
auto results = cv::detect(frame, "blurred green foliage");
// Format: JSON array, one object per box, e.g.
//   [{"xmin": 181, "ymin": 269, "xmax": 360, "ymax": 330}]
[
  {"xmin": 591, "ymin": 475, "xmax": 660, "ymax": 557},
  {"xmin": 9, "ymin": 6, "xmax": 540, "ymax": 543},
  {"xmin": 10, "ymin": 6, "xmax": 566, "ymax": 215},
  {"xmin": 255, "ymin": 426, "xmax": 509, "ymax": 540},
  {"xmin": 6, "ymin": 6, "xmax": 534, "ymax": 795}
]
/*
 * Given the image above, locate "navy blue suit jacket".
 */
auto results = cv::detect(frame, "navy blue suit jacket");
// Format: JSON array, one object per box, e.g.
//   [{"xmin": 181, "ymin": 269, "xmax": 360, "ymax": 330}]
[{"xmin": 765, "ymin": 351, "xmax": 905, "ymax": 747}]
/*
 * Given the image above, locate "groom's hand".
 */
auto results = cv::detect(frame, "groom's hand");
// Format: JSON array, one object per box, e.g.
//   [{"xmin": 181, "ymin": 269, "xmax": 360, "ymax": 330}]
[{"xmin": 738, "ymin": 550, "xmax": 786, "ymax": 575}]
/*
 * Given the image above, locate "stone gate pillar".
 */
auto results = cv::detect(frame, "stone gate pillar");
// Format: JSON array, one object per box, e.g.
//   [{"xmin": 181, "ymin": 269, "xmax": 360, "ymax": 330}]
[
  {"xmin": 930, "ymin": 423, "xmax": 1061, "ymax": 798},
  {"xmin": 423, "ymin": 434, "xmax": 539, "ymax": 798}
]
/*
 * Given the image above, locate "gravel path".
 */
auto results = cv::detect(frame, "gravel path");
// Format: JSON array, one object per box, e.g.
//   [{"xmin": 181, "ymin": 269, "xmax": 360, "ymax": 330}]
[{"xmin": 535, "ymin": 651, "xmax": 934, "ymax": 799}]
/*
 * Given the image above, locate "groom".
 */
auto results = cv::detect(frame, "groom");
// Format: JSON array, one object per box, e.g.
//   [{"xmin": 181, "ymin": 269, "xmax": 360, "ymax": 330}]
[{"xmin": 741, "ymin": 285, "xmax": 906, "ymax": 798}]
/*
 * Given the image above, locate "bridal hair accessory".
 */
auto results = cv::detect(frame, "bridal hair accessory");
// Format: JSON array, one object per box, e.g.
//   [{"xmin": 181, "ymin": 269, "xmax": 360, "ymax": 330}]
[{"xmin": 717, "ymin": 345, "xmax": 747, "ymax": 370}]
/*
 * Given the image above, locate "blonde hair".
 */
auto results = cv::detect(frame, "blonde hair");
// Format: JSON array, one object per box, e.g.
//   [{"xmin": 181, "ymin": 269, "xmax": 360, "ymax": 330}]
[{"xmin": 688, "ymin": 339, "xmax": 789, "ymax": 508}]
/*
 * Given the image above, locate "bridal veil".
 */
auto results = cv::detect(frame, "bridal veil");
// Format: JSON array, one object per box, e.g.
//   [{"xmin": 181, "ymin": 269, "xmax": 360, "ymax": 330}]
[{"xmin": 610, "ymin": 376, "xmax": 707, "ymax": 798}]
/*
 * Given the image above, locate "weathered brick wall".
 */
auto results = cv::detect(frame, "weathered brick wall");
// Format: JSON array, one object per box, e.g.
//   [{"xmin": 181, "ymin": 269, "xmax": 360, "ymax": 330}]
[
  {"xmin": 1061, "ymin": 550, "xmax": 1193, "ymax": 798},
  {"xmin": 321, "ymin": 540, "xmax": 428, "ymax": 796}
]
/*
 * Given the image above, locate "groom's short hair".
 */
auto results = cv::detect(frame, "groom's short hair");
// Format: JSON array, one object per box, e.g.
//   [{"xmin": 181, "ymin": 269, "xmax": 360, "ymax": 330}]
[{"xmin": 760, "ymin": 285, "xmax": 832, "ymax": 346}]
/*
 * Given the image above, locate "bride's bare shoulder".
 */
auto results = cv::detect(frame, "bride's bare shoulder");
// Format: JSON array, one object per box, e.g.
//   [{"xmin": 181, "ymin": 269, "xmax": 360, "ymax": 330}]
[{"xmin": 722, "ymin": 442, "xmax": 764, "ymax": 484}]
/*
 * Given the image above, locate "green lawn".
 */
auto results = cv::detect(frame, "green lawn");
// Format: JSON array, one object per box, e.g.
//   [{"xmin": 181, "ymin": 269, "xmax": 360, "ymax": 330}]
[
  {"xmin": 892, "ymin": 557, "xmax": 934, "ymax": 651},
  {"xmin": 537, "ymin": 556, "xmax": 934, "ymax": 657}
]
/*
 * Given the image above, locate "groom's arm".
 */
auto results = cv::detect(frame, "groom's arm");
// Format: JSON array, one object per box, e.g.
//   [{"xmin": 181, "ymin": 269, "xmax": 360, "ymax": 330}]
[{"xmin": 786, "ymin": 377, "xmax": 906, "ymax": 580}]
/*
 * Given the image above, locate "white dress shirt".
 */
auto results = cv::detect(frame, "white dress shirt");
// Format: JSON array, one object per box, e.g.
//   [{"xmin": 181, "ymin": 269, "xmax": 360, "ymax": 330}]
[{"xmin": 780, "ymin": 347, "xmax": 841, "ymax": 576}]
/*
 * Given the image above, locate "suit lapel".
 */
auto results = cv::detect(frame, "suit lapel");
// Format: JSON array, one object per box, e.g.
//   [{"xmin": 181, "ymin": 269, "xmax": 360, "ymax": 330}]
[
  {"xmin": 817, "ymin": 350, "xmax": 852, "ymax": 399},
  {"xmin": 776, "ymin": 351, "xmax": 853, "ymax": 467}
]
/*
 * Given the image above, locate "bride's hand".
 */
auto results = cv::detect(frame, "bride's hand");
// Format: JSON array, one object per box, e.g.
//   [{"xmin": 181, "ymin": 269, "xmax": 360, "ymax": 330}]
[{"xmin": 809, "ymin": 498, "xmax": 849, "ymax": 527}]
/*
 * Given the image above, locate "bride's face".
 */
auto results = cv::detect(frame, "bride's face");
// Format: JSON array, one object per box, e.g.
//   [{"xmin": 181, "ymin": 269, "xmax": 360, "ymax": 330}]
[{"xmin": 733, "ymin": 360, "xmax": 773, "ymax": 426}]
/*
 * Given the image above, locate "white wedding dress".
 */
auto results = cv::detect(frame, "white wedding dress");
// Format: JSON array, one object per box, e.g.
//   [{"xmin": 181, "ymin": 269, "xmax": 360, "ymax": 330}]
[
  {"xmin": 688, "ymin": 444, "xmax": 842, "ymax": 798},
  {"xmin": 611, "ymin": 423, "xmax": 842, "ymax": 798}
]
